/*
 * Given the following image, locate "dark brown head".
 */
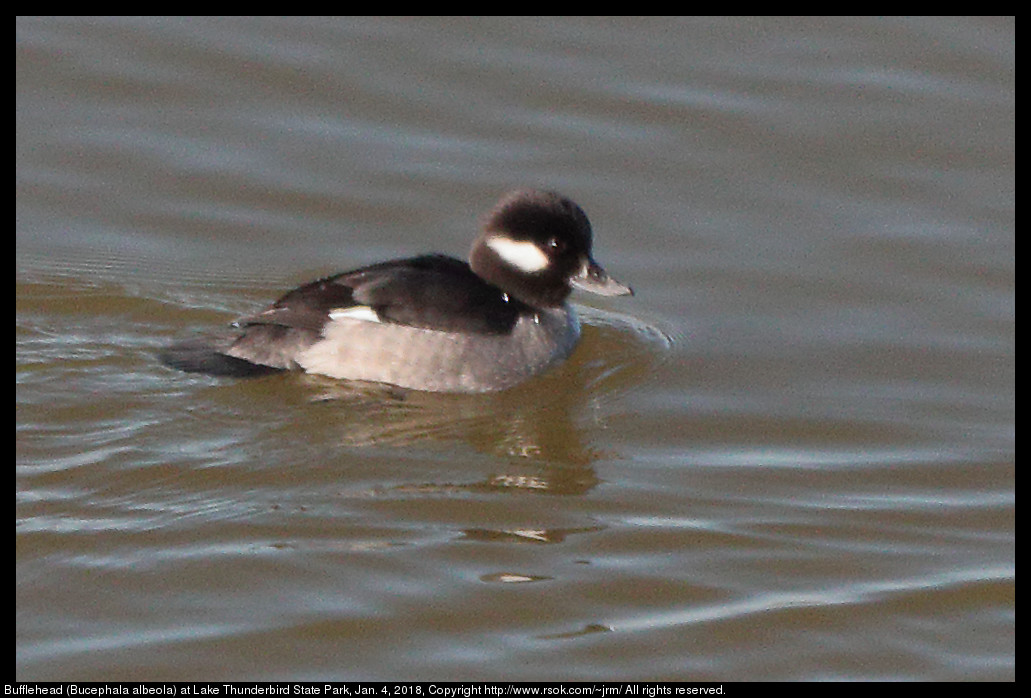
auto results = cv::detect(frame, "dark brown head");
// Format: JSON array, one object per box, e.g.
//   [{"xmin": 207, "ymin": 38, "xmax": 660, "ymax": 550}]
[{"xmin": 469, "ymin": 189, "xmax": 632, "ymax": 307}]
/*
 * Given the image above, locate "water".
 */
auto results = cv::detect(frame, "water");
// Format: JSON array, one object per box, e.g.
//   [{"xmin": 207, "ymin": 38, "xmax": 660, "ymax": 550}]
[{"xmin": 16, "ymin": 16, "xmax": 1013, "ymax": 680}]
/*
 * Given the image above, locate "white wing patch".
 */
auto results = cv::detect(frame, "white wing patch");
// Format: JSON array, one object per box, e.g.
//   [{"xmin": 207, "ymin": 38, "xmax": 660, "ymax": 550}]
[{"xmin": 329, "ymin": 306, "xmax": 381, "ymax": 323}]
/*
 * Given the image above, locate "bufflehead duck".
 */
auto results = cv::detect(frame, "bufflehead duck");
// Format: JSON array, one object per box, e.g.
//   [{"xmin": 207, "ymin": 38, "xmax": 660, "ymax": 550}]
[{"xmin": 161, "ymin": 189, "xmax": 632, "ymax": 393}]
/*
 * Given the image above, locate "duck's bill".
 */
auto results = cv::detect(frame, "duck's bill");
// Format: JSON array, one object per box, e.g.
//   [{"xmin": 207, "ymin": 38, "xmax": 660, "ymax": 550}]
[{"xmin": 571, "ymin": 259, "xmax": 634, "ymax": 297}]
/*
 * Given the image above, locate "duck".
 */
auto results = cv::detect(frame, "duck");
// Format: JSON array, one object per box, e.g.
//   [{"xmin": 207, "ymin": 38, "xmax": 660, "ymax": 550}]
[{"xmin": 161, "ymin": 189, "xmax": 632, "ymax": 392}]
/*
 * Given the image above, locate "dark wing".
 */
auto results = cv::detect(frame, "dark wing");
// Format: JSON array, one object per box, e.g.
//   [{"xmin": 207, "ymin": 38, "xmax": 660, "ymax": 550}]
[
  {"xmin": 240, "ymin": 255, "xmax": 523, "ymax": 336},
  {"xmin": 235, "ymin": 274, "xmax": 358, "ymax": 333},
  {"xmin": 161, "ymin": 255, "xmax": 525, "ymax": 378}
]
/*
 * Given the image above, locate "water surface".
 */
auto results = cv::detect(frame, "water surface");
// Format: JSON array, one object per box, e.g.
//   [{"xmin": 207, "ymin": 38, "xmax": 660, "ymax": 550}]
[{"xmin": 17, "ymin": 16, "xmax": 1014, "ymax": 680}]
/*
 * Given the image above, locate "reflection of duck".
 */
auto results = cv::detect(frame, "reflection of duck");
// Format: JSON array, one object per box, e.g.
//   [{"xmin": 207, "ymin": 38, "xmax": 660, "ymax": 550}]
[{"xmin": 162, "ymin": 190, "xmax": 632, "ymax": 392}]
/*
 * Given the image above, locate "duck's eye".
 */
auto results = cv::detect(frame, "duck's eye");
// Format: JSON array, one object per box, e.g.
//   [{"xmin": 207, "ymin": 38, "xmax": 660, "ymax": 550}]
[{"xmin": 547, "ymin": 237, "xmax": 565, "ymax": 253}]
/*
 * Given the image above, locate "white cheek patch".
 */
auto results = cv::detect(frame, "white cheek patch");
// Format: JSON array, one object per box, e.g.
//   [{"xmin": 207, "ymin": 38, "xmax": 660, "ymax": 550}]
[
  {"xmin": 485, "ymin": 236, "xmax": 550, "ymax": 273},
  {"xmin": 329, "ymin": 306, "xmax": 381, "ymax": 323}
]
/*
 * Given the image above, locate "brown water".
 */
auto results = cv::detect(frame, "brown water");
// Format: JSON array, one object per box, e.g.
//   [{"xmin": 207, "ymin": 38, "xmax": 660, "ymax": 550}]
[{"xmin": 16, "ymin": 17, "xmax": 1013, "ymax": 680}]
